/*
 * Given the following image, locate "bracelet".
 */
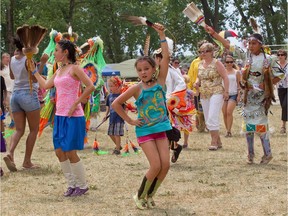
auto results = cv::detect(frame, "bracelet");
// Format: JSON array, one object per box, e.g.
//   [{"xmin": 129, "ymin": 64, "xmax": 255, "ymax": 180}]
[
  {"xmin": 32, "ymin": 70, "xmax": 38, "ymax": 75},
  {"xmin": 160, "ymin": 39, "xmax": 167, "ymax": 43}
]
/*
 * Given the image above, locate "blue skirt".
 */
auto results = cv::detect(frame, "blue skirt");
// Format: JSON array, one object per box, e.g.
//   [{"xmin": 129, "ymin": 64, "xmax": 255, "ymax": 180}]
[{"xmin": 53, "ymin": 115, "xmax": 85, "ymax": 152}]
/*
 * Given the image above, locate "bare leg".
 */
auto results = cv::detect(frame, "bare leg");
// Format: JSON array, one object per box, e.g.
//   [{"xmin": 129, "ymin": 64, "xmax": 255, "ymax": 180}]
[
  {"xmin": 22, "ymin": 109, "xmax": 40, "ymax": 168},
  {"xmin": 8, "ymin": 111, "xmax": 26, "ymax": 162},
  {"xmin": 109, "ymin": 135, "xmax": 121, "ymax": 150},
  {"xmin": 226, "ymin": 100, "xmax": 237, "ymax": 134},
  {"xmin": 222, "ymin": 101, "xmax": 228, "ymax": 132}
]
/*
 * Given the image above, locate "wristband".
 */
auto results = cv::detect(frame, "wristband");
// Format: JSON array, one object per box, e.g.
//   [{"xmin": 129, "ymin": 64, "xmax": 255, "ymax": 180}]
[
  {"xmin": 160, "ymin": 39, "xmax": 167, "ymax": 43},
  {"xmin": 32, "ymin": 70, "xmax": 38, "ymax": 75}
]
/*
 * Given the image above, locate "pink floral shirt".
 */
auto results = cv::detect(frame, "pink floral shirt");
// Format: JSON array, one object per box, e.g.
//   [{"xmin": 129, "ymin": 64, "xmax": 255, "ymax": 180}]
[{"xmin": 54, "ymin": 68, "xmax": 84, "ymax": 117}]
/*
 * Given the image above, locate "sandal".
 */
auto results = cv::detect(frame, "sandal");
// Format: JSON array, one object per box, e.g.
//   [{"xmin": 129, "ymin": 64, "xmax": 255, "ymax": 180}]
[
  {"xmin": 280, "ymin": 127, "xmax": 286, "ymax": 134},
  {"xmin": 171, "ymin": 145, "xmax": 183, "ymax": 163},
  {"xmin": 208, "ymin": 145, "xmax": 218, "ymax": 151},
  {"xmin": 225, "ymin": 132, "xmax": 232, "ymax": 137}
]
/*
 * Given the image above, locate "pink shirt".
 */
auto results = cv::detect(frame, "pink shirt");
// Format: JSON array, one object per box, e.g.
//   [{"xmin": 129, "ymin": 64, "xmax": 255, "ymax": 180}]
[{"xmin": 54, "ymin": 68, "xmax": 84, "ymax": 117}]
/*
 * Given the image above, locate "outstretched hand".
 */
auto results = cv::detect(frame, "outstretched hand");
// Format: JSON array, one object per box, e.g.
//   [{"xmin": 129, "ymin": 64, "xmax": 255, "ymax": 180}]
[
  {"xmin": 152, "ymin": 23, "xmax": 165, "ymax": 34},
  {"xmin": 204, "ymin": 24, "xmax": 215, "ymax": 35}
]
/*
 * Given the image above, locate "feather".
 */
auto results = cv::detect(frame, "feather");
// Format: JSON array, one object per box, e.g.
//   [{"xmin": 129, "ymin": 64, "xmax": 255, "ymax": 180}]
[
  {"xmin": 183, "ymin": 2, "xmax": 205, "ymax": 27},
  {"xmin": 121, "ymin": 15, "xmax": 153, "ymax": 27},
  {"xmin": 17, "ymin": 24, "xmax": 47, "ymax": 55},
  {"xmin": 16, "ymin": 25, "xmax": 30, "ymax": 47},
  {"xmin": 143, "ymin": 33, "xmax": 150, "ymax": 56},
  {"xmin": 166, "ymin": 37, "xmax": 174, "ymax": 56},
  {"xmin": 250, "ymin": 18, "xmax": 260, "ymax": 33},
  {"xmin": 68, "ymin": 26, "xmax": 72, "ymax": 36}
]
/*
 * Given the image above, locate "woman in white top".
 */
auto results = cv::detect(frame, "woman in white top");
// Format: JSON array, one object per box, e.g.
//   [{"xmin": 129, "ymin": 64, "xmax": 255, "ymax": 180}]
[
  {"xmin": 222, "ymin": 55, "xmax": 241, "ymax": 137},
  {"xmin": 275, "ymin": 49, "xmax": 288, "ymax": 134}
]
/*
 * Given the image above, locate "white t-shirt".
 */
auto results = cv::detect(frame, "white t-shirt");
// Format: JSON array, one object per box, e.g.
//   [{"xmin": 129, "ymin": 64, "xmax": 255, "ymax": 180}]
[{"xmin": 0, "ymin": 65, "xmax": 14, "ymax": 92}]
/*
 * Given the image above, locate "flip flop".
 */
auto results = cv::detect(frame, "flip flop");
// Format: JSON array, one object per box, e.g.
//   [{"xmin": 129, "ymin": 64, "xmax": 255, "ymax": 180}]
[
  {"xmin": 208, "ymin": 145, "xmax": 218, "ymax": 151},
  {"xmin": 22, "ymin": 164, "xmax": 40, "ymax": 170},
  {"xmin": 3, "ymin": 156, "xmax": 17, "ymax": 172},
  {"xmin": 171, "ymin": 145, "xmax": 183, "ymax": 163}
]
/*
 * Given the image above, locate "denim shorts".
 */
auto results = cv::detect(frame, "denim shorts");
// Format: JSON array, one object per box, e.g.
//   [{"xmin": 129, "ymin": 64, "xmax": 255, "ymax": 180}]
[
  {"xmin": 11, "ymin": 89, "xmax": 40, "ymax": 113},
  {"xmin": 228, "ymin": 94, "xmax": 238, "ymax": 102}
]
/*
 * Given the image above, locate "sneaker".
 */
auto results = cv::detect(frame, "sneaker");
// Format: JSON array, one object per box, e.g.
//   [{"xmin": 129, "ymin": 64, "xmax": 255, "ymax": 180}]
[
  {"xmin": 112, "ymin": 149, "xmax": 121, "ymax": 155},
  {"xmin": 64, "ymin": 187, "xmax": 75, "ymax": 197},
  {"xmin": 133, "ymin": 194, "xmax": 147, "ymax": 210},
  {"xmin": 70, "ymin": 187, "xmax": 89, "ymax": 196},
  {"xmin": 260, "ymin": 154, "xmax": 273, "ymax": 164},
  {"xmin": 146, "ymin": 196, "xmax": 156, "ymax": 208},
  {"xmin": 247, "ymin": 154, "xmax": 254, "ymax": 164}
]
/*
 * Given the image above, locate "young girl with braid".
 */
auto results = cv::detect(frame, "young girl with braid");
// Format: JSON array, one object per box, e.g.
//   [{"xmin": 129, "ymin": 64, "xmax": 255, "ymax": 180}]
[
  {"xmin": 33, "ymin": 40, "xmax": 95, "ymax": 196},
  {"xmin": 112, "ymin": 23, "xmax": 171, "ymax": 210}
]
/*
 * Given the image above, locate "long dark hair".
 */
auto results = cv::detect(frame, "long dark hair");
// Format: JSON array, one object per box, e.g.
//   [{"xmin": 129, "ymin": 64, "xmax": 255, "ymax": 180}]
[{"xmin": 57, "ymin": 40, "xmax": 77, "ymax": 63}]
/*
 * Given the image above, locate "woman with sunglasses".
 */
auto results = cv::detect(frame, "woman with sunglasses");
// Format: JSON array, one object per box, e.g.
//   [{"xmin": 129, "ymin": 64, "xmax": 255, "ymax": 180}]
[
  {"xmin": 195, "ymin": 42, "xmax": 229, "ymax": 150},
  {"xmin": 222, "ymin": 55, "xmax": 241, "ymax": 137},
  {"xmin": 204, "ymin": 25, "xmax": 284, "ymax": 164},
  {"xmin": 276, "ymin": 49, "xmax": 288, "ymax": 134}
]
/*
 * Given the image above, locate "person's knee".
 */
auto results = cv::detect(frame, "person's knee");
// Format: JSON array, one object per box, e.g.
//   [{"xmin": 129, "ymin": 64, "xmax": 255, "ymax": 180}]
[
  {"xmin": 150, "ymin": 163, "xmax": 161, "ymax": 174},
  {"xmin": 55, "ymin": 150, "xmax": 67, "ymax": 161},
  {"xmin": 161, "ymin": 161, "xmax": 170, "ymax": 172}
]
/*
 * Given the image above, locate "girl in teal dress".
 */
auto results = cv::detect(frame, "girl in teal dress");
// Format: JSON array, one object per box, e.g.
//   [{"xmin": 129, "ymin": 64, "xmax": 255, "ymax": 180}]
[{"xmin": 112, "ymin": 23, "xmax": 171, "ymax": 210}]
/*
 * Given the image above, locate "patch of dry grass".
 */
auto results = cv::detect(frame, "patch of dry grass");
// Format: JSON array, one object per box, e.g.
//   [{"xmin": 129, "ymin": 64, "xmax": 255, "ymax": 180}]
[{"xmin": 0, "ymin": 105, "xmax": 287, "ymax": 216}]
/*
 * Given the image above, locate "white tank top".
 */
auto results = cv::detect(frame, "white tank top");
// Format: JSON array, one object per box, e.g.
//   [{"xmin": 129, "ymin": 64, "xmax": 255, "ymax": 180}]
[{"xmin": 227, "ymin": 70, "xmax": 238, "ymax": 95}]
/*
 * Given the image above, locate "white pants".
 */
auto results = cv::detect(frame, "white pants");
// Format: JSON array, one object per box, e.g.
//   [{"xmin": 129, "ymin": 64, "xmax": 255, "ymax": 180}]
[{"xmin": 201, "ymin": 94, "xmax": 224, "ymax": 131}]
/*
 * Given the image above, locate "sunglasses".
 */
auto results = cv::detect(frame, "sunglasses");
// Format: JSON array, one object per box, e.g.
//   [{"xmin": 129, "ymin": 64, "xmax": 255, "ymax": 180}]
[
  {"xmin": 225, "ymin": 61, "xmax": 234, "ymax": 64},
  {"xmin": 198, "ymin": 50, "xmax": 211, "ymax": 54},
  {"xmin": 278, "ymin": 54, "xmax": 286, "ymax": 56}
]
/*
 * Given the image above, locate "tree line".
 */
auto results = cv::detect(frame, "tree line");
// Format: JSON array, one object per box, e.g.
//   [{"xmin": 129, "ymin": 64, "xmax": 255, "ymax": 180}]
[{"xmin": 1, "ymin": 0, "xmax": 287, "ymax": 63}]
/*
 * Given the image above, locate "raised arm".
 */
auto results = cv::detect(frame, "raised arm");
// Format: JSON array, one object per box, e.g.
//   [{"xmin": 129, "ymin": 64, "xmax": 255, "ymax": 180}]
[
  {"xmin": 204, "ymin": 25, "xmax": 230, "ymax": 49},
  {"xmin": 152, "ymin": 23, "xmax": 169, "ymax": 86}
]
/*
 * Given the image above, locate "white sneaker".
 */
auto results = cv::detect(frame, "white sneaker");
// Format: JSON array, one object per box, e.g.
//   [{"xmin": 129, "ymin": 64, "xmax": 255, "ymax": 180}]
[
  {"xmin": 133, "ymin": 194, "xmax": 147, "ymax": 210},
  {"xmin": 146, "ymin": 196, "xmax": 156, "ymax": 208}
]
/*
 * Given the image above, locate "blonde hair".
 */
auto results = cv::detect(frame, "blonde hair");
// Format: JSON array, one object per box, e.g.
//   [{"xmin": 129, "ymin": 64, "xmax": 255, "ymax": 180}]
[
  {"xmin": 200, "ymin": 42, "xmax": 214, "ymax": 52},
  {"xmin": 108, "ymin": 76, "xmax": 122, "ymax": 87},
  {"xmin": 182, "ymin": 75, "xmax": 190, "ymax": 84}
]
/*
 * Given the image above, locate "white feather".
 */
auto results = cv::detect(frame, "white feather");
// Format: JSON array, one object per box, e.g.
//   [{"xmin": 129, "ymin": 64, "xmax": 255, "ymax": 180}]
[
  {"xmin": 68, "ymin": 26, "xmax": 72, "ymax": 36},
  {"xmin": 166, "ymin": 37, "xmax": 174, "ymax": 56}
]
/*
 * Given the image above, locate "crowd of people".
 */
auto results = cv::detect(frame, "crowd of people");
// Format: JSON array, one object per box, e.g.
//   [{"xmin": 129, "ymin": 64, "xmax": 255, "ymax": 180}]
[{"xmin": 0, "ymin": 20, "xmax": 287, "ymax": 211}]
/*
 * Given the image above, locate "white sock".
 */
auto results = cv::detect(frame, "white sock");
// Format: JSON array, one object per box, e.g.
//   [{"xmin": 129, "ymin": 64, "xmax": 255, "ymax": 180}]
[
  {"xmin": 70, "ymin": 160, "xmax": 88, "ymax": 189},
  {"xmin": 60, "ymin": 160, "xmax": 75, "ymax": 188}
]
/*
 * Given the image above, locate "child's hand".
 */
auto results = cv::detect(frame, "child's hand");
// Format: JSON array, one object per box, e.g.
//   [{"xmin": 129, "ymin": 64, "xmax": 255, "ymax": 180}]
[
  {"xmin": 127, "ymin": 118, "xmax": 144, "ymax": 127},
  {"xmin": 152, "ymin": 23, "xmax": 165, "ymax": 34}
]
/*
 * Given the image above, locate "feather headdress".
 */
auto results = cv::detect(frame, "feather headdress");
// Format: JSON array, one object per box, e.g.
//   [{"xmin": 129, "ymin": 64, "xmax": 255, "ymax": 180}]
[
  {"xmin": 16, "ymin": 24, "xmax": 47, "ymax": 91},
  {"xmin": 121, "ymin": 15, "xmax": 153, "ymax": 27},
  {"xmin": 62, "ymin": 26, "xmax": 78, "ymax": 43},
  {"xmin": 43, "ymin": 29, "xmax": 62, "ymax": 64},
  {"xmin": 249, "ymin": 17, "xmax": 261, "ymax": 34},
  {"xmin": 183, "ymin": 2, "xmax": 205, "ymax": 27}
]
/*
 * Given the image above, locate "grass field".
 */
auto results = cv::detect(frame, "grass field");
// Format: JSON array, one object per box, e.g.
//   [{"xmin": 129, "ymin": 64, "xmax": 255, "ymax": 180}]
[{"xmin": 0, "ymin": 104, "xmax": 287, "ymax": 216}]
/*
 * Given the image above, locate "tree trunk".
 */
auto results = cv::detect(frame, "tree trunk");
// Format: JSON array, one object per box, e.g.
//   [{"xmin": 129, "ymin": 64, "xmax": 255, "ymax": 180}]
[{"xmin": 6, "ymin": 0, "xmax": 15, "ymax": 55}]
